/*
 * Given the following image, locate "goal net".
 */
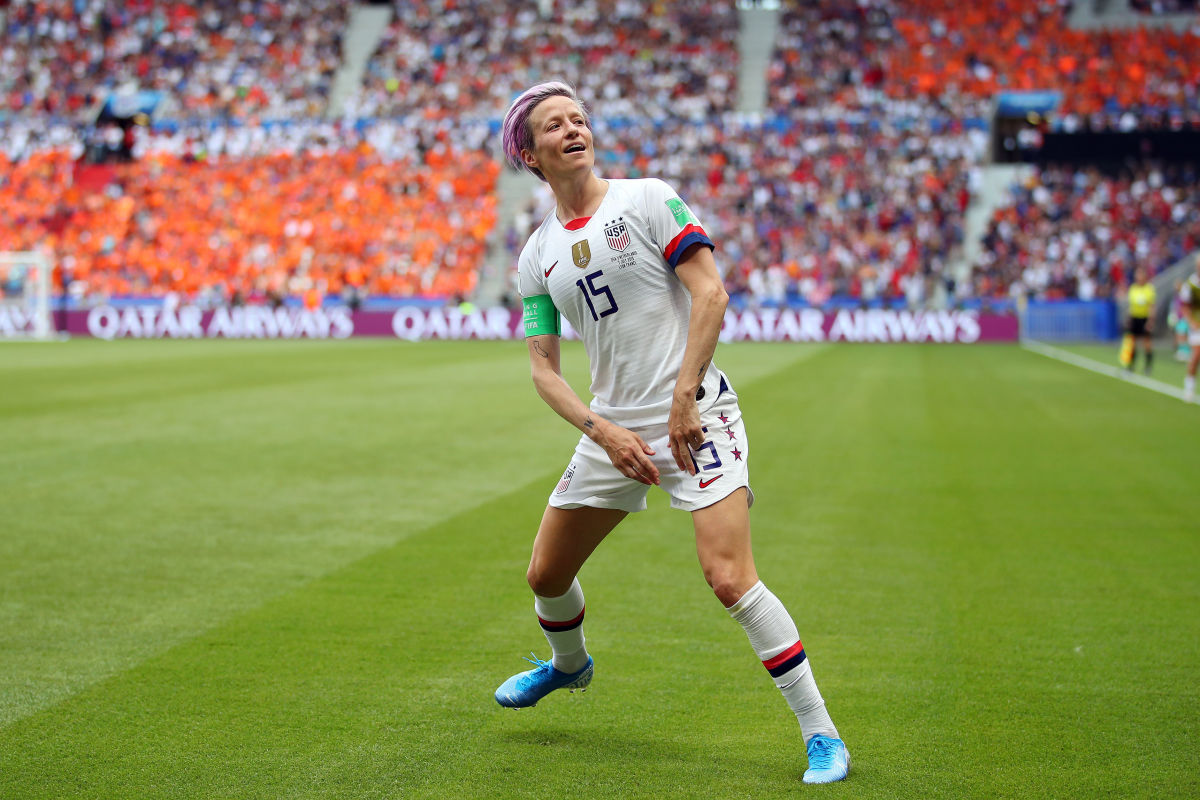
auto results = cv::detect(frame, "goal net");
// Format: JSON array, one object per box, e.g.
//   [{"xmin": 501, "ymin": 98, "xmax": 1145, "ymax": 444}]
[{"xmin": 0, "ymin": 251, "xmax": 54, "ymax": 340}]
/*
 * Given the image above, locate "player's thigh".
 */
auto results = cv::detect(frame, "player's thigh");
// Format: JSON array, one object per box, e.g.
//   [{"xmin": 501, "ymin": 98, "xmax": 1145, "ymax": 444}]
[
  {"xmin": 691, "ymin": 487, "xmax": 758, "ymax": 604},
  {"xmin": 550, "ymin": 434, "xmax": 651, "ymax": 513},
  {"xmin": 527, "ymin": 504, "xmax": 627, "ymax": 596}
]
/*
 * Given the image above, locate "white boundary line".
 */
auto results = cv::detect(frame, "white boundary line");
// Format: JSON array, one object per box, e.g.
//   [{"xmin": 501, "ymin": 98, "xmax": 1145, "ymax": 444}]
[{"xmin": 1021, "ymin": 339, "xmax": 1190, "ymax": 401}]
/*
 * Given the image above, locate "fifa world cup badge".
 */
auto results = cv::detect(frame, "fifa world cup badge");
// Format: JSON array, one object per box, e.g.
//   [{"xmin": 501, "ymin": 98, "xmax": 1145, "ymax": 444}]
[{"xmin": 572, "ymin": 240, "xmax": 591, "ymax": 268}]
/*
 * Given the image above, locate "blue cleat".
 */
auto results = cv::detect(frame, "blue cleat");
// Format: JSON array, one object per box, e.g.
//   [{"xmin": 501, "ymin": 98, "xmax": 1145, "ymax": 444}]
[
  {"xmin": 495, "ymin": 653, "xmax": 594, "ymax": 708},
  {"xmin": 802, "ymin": 734, "xmax": 850, "ymax": 784}
]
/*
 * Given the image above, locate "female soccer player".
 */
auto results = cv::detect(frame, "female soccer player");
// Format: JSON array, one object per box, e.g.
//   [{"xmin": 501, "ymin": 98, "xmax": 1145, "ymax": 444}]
[
  {"xmin": 495, "ymin": 82, "xmax": 849, "ymax": 785},
  {"xmin": 1183, "ymin": 255, "xmax": 1200, "ymax": 402}
]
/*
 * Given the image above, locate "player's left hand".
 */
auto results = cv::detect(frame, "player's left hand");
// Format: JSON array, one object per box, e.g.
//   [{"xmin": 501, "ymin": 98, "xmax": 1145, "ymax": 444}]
[{"xmin": 668, "ymin": 395, "xmax": 704, "ymax": 475}]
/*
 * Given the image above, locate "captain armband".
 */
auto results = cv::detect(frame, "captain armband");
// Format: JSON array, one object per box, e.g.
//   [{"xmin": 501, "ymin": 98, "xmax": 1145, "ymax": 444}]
[{"xmin": 522, "ymin": 294, "xmax": 561, "ymax": 337}]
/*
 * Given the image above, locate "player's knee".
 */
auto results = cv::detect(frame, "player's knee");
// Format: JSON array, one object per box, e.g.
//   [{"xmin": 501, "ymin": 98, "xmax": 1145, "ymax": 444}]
[
  {"xmin": 704, "ymin": 566, "xmax": 756, "ymax": 607},
  {"xmin": 526, "ymin": 561, "xmax": 572, "ymax": 598}
]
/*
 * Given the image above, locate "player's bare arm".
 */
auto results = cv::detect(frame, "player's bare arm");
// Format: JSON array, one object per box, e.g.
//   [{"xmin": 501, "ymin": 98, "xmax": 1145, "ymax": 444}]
[
  {"xmin": 669, "ymin": 244, "xmax": 729, "ymax": 476},
  {"xmin": 527, "ymin": 335, "xmax": 660, "ymax": 485}
]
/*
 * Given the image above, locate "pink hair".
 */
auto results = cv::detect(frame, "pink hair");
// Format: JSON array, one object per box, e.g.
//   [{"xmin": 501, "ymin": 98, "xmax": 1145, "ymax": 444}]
[{"xmin": 501, "ymin": 82, "xmax": 590, "ymax": 181}]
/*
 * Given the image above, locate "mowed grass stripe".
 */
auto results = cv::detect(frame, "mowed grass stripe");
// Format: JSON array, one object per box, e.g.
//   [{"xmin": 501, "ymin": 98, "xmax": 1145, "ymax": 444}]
[
  {"xmin": 749, "ymin": 345, "xmax": 1198, "ymax": 798},
  {"xmin": 3, "ymin": 344, "xmax": 1196, "ymax": 798},
  {"xmin": 0, "ymin": 479, "xmax": 793, "ymax": 799},
  {"xmin": 0, "ymin": 341, "xmax": 824, "ymax": 728},
  {"xmin": 0, "ymin": 339, "xmax": 570, "ymax": 726},
  {"xmin": 0, "ymin": 341, "xmax": 827, "ymax": 797}
]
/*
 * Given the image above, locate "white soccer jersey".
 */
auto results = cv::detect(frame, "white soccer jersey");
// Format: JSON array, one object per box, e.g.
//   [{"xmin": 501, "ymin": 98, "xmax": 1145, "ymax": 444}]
[
  {"xmin": 517, "ymin": 178, "xmax": 727, "ymax": 428},
  {"xmin": 1184, "ymin": 275, "xmax": 1200, "ymax": 343},
  {"xmin": 1185, "ymin": 275, "xmax": 1200, "ymax": 323}
]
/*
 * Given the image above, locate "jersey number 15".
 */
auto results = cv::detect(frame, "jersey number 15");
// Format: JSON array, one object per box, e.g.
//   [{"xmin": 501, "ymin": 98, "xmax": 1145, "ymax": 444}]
[{"xmin": 576, "ymin": 270, "xmax": 619, "ymax": 321}]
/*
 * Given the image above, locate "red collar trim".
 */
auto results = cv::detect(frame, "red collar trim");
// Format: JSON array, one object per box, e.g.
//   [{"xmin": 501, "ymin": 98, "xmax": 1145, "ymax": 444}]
[{"xmin": 563, "ymin": 216, "xmax": 591, "ymax": 231}]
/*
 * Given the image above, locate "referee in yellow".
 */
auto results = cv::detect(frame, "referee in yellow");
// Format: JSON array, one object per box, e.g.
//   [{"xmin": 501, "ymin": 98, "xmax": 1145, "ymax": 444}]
[{"xmin": 1125, "ymin": 267, "xmax": 1156, "ymax": 374}]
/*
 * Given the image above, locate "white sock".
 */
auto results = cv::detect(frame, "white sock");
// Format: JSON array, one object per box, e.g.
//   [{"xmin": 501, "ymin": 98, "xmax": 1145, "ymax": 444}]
[
  {"xmin": 1185, "ymin": 375, "xmax": 1195, "ymax": 398},
  {"xmin": 534, "ymin": 578, "xmax": 588, "ymax": 674},
  {"xmin": 727, "ymin": 581, "xmax": 839, "ymax": 743}
]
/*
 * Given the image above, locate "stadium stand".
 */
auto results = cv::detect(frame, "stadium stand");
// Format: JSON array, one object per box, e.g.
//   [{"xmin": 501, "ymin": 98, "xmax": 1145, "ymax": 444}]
[
  {"xmin": 2, "ymin": 0, "xmax": 347, "ymax": 123},
  {"xmin": 1, "ymin": 0, "xmax": 1198, "ymax": 310},
  {"xmin": 768, "ymin": 0, "xmax": 1200, "ymax": 130},
  {"xmin": 0, "ymin": 131, "xmax": 497, "ymax": 302},
  {"xmin": 344, "ymin": 0, "xmax": 739, "ymax": 122},
  {"xmin": 892, "ymin": 0, "xmax": 1200, "ymax": 132},
  {"xmin": 729, "ymin": 0, "xmax": 1198, "ymax": 305},
  {"xmin": 971, "ymin": 162, "xmax": 1200, "ymax": 300}
]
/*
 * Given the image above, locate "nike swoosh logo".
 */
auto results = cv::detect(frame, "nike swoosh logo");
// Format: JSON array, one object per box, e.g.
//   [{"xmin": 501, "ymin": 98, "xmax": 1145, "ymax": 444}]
[
  {"xmin": 544, "ymin": 261, "xmax": 558, "ymax": 277},
  {"xmin": 698, "ymin": 474, "xmax": 723, "ymax": 488}
]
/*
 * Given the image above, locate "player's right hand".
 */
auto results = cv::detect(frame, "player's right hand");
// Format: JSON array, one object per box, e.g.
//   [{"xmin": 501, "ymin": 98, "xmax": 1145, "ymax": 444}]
[{"xmin": 595, "ymin": 421, "xmax": 659, "ymax": 486}]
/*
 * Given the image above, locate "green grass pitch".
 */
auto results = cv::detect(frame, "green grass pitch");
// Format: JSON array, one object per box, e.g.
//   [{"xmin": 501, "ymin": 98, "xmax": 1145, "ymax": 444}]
[{"xmin": 1, "ymin": 339, "xmax": 1197, "ymax": 799}]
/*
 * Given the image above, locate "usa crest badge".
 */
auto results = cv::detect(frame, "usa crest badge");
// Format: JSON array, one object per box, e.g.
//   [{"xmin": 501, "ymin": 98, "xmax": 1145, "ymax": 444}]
[
  {"xmin": 604, "ymin": 218, "xmax": 630, "ymax": 252},
  {"xmin": 556, "ymin": 463, "xmax": 576, "ymax": 494},
  {"xmin": 572, "ymin": 239, "xmax": 591, "ymax": 268}
]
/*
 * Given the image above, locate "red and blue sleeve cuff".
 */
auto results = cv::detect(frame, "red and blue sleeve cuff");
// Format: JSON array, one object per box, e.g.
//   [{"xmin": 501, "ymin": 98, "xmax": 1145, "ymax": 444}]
[{"xmin": 663, "ymin": 225, "xmax": 714, "ymax": 269}]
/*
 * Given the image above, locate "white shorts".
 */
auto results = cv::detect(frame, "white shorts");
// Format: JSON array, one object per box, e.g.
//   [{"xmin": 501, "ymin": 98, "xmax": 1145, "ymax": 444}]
[
  {"xmin": 549, "ymin": 387, "xmax": 754, "ymax": 513},
  {"xmin": 1189, "ymin": 327, "xmax": 1200, "ymax": 347}
]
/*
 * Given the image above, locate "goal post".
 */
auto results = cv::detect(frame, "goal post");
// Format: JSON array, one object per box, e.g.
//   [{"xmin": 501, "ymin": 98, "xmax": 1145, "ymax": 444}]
[{"xmin": 0, "ymin": 251, "xmax": 55, "ymax": 341}]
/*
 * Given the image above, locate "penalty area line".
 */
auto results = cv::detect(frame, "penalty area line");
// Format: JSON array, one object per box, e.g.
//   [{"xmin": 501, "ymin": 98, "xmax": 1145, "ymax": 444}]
[{"xmin": 1021, "ymin": 339, "xmax": 1189, "ymax": 402}]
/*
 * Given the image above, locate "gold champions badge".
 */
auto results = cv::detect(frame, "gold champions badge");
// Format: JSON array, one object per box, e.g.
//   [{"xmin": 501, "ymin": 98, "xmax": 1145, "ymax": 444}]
[{"xmin": 572, "ymin": 239, "xmax": 591, "ymax": 268}]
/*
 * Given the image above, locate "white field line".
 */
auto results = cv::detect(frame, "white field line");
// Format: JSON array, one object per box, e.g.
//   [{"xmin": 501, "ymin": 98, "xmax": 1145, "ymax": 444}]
[{"xmin": 1021, "ymin": 339, "xmax": 1190, "ymax": 402}]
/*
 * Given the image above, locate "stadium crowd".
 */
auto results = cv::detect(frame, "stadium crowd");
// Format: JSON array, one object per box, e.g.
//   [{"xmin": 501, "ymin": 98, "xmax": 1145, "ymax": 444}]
[
  {"xmin": 770, "ymin": 0, "xmax": 1200, "ymax": 132},
  {"xmin": 0, "ymin": 131, "xmax": 498, "ymax": 302},
  {"xmin": 971, "ymin": 163, "xmax": 1200, "ymax": 301},
  {"xmin": 2, "ymin": 0, "xmax": 346, "ymax": 123},
  {"xmin": 344, "ymin": 0, "xmax": 739, "ymax": 122},
  {"xmin": 1, "ymin": 0, "xmax": 1199, "ymax": 307}
]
